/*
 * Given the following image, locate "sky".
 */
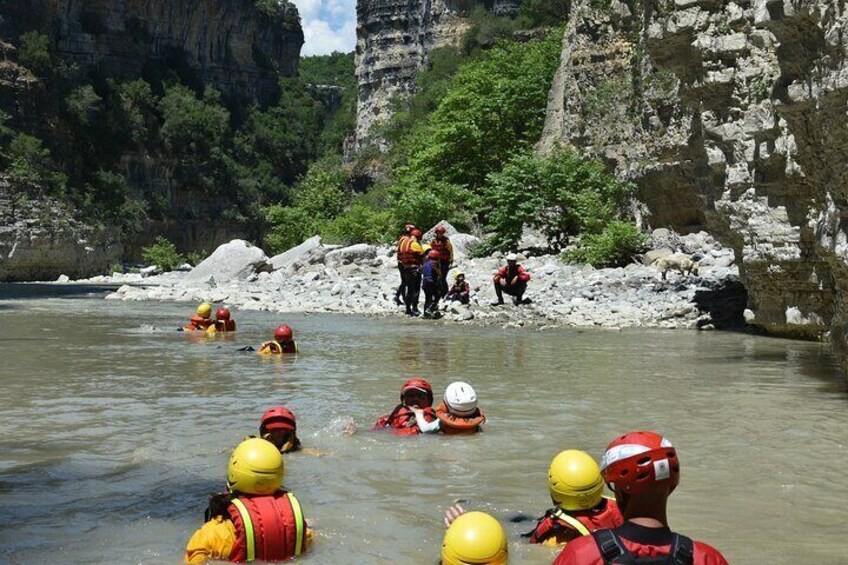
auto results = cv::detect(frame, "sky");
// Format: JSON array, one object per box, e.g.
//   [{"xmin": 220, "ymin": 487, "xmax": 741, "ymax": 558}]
[{"xmin": 290, "ymin": 0, "xmax": 357, "ymax": 56}]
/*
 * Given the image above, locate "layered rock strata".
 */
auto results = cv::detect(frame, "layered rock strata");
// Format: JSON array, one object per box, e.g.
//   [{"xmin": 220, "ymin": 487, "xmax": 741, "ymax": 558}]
[
  {"xmin": 353, "ymin": 0, "xmax": 520, "ymax": 152},
  {"xmin": 539, "ymin": 0, "xmax": 848, "ymax": 374}
]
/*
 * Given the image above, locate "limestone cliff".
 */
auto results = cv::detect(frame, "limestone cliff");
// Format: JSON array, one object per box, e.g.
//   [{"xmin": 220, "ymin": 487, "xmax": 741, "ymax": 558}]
[
  {"xmin": 539, "ymin": 0, "xmax": 848, "ymax": 373},
  {"xmin": 353, "ymin": 0, "xmax": 520, "ymax": 152},
  {"xmin": 4, "ymin": 0, "xmax": 303, "ymax": 102}
]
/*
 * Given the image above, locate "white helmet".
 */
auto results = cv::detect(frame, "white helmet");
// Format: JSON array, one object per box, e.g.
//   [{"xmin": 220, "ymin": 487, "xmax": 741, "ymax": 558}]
[{"xmin": 444, "ymin": 381, "xmax": 478, "ymax": 416}]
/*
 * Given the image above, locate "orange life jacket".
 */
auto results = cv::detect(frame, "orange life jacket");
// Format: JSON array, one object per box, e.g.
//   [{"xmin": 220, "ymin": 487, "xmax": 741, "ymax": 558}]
[
  {"xmin": 215, "ymin": 319, "xmax": 237, "ymax": 332},
  {"xmin": 526, "ymin": 498, "xmax": 623, "ymax": 545},
  {"xmin": 185, "ymin": 315, "xmax": 214, "ymax": 331},
  {"xmin": 430, "ymin": 236, "xmax": 452, "ymax": 262},
  {"xmin": 374, "ymin": 405, "xmax": 436, "ymax": 435},
  {"xmin": 397, "ymin": 235, "xmax": 421, "ymax": 267},
  {"xmin": 434, "ymin": 402, "xmax": 486, "ymax": 435},
  {"xmin": 227, "ymin": 492, "xmax": 307, "ymax": 562}
]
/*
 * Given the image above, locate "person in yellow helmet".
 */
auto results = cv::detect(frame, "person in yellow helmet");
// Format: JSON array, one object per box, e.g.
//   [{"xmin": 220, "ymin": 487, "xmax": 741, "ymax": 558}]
[
  {"xmin": 522, "ymin": 450, "xmax": 623, "ymax": 546},
  {"xmin": 441, "ymin": 509, "xmax": 508, "ymax": 564},
  {"xmin": 445, "ymin": 271, "xmax": 470, "ymax": 305},
  {"xmin": 185, "ymin": 438, "xmax": 312, "ymax": 563},
  {"xmin": 182, "ymin": 303, "xmax": 215, "ymax": 332}
]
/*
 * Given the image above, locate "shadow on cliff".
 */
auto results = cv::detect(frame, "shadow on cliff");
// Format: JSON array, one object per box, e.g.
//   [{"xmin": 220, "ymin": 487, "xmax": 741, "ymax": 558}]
[{"xmin": 690, "ymin": 279, "xmax": 761, "ymax": 333}]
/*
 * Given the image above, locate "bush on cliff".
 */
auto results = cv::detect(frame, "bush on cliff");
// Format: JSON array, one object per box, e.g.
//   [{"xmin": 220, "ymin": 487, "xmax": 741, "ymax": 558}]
[
  {"xmin": 142, "ymin": 236, "xmax": 185, "ymax": 271},
  {"xmin": 564, "ymin": 221, "xmax": 649, "ymax": 268}
]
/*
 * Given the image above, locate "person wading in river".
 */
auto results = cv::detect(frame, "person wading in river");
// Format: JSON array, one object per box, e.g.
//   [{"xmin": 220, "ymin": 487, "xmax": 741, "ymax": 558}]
[
  {"xmin": 441, "ymin": 509, "xmax": 508, "ymax": 564},
  {"xmin": 523, "ymin": 450, "xmax": 623, "ymax": 547},
  {"xmin": 185, "ymin": 438, "xmax": 311, "ymax": 563},
  {"xmin": 413, "ymin": 381, "xmax": 486, "ymax": 435},
  {"xmin": 374, "ymin": 378, "xmax": 437, "ymax": 435},
  {"xmin": 553, "ymin": 431, "xmax": 729, "ymax": 565},
  {"xmin": 182, "ymin": 302, "xmax": 215, "ymax": 331}
]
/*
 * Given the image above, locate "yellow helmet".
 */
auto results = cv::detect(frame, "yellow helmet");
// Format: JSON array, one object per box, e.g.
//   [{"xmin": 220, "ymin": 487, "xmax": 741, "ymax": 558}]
[
  {"xmin": 226, "ymin": 438, "xmax": 284, "ymax": 495},
  {"xmin": 196, "ymin": 302, "xmax": 212, "ymax": 318},
  {"xmin": 441, "ymin": 511, "xmax": 508, "ymax": 565},
  {"xmin": 548, "ymin": 450, "xmax": 604, "ymax": 511}
]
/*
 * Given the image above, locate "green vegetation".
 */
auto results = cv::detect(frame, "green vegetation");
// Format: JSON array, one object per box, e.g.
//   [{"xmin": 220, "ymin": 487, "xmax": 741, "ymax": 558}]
[
  {"xmin": 564, "ymin": 221, "xmax": 649, "ymax": 268},
  {"xmin": 141, "ymin": 236, "xmax": 185, "ymax": 271}
]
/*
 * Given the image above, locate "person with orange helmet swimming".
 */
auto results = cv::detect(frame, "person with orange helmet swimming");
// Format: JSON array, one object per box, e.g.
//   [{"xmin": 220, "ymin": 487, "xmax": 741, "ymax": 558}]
[
  {"xmin": 421, "ymin": 249, "xmax": 443, "ymax": 318},
  {"xmin": 523, "ymin": 450, "xmax": 622, "ymax": 547},
  {"xmin": 414, "ymin": 381, "xmax": 486, "ymax": 435},
  {"xmin": 185, "ymin": 438, "xmax": 311, "ymax": 563},
  {"xmin": 181, "ymin": 302, "xmax": 215, "ymax": 331},
  {"xmin": 258, "ymin": 324, "xmax": 298, "ymax": 355},
  {"xmin": 553, "ymin": 431, "xmax": 729, "ymax": 565},
  {"xmin": 428, "ymin": 225, "xmax": 455, "ymax": 297},
  {"xmin": 214, "ymin": 306, "xmax": 237, "ymax": 333},
  {"xmin": 374, "ymin": 378, "xmax": 437, "ymax": 435},
  {"xmin": 397, "ymin": 228, "xmax": 424, "ymax": 316}
]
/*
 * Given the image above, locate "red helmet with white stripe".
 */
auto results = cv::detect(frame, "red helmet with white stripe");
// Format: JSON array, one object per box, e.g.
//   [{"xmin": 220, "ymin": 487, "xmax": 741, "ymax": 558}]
[{"xmin": 600, "ymin": 431, "xmax": 680, "ymax": 495}]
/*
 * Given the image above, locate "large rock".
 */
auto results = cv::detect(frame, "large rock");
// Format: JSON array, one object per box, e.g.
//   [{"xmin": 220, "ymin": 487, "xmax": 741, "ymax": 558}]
[
  {"xmin": 182, "ymin": 240, "xmax": 271, "ymax": 284},
  {"xmin": 324, "ymin": 244, "xmax": 378, "ymax": 266},
  {"xmin": 422, "ymin": 220, "xmax": 460, "ymax": 240},
  {"xmin": 270, "ymin": 236, "xmax": 322, "ymax": 270},
  {"xmin": 451, "ymin": 233, "xmax": 482, "ymax": 259}
]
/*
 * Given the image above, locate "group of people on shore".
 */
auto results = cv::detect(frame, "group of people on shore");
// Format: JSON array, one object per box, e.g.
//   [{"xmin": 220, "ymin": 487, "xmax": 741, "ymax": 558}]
[{"xmin": 395, "ymin": 224, "xmax": 532, "ymax": 318}]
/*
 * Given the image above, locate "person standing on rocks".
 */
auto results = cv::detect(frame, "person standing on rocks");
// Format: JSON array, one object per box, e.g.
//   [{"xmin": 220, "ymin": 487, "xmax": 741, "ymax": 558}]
[
  {"xmin": 397, "ymin": 228, "xmax": 424, "ymax": 316},
  {"xmin": 553, "ymin": 431, "xmax": 729, "ymax": 565},
  {"xmin": 428, "ymin": 226, "xmax": 454, "ymax": 297},
  {"xmin": 491, "ymin": 253, "xmax": 531, "ymax": 306},
  {"xmin": 394, "ymin": 224, "xmax": 417, "ymax": 305},
  {"xmin": 422, "ymin": 249, "xmax": 443, "ymax": 318}
]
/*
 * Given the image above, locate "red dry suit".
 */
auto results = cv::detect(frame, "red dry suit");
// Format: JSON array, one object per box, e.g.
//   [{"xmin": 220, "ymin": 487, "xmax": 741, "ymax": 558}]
[{"xmin": 526, "ymin": 498, "xmax": 623, "ymax": 545}]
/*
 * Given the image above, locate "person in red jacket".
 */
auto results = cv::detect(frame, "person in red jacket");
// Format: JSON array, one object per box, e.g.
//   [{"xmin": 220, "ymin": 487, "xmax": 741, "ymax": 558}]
[
  {"xmin": 374, "ymin": 378, "xmax": 437, "ymax": 435},
  {"xmin": 524, "ymin": 450, "xmax": 622, "ymax": 547},
  {"xmin": 491, "ymin": 253, "xmax": 531, "ymax": 306},
  {"xmin": 214, "ymin": 306, "xmax": 237, "ymax": 332},
  {"xmin": 553, "ymin": 431, "xmax": 729, "ymax": 565}
]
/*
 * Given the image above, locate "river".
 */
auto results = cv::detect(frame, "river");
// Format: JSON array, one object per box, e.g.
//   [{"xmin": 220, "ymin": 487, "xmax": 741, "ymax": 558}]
[{"xmin": 0, "ymin": 286, "xmax": 846, "ymax": 564}]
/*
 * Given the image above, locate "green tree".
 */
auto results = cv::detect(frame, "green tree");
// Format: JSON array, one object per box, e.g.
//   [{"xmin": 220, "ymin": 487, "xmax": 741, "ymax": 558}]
[
  {"xmin": 141, "ymin": 236, "xmax": 185, "ymax": 271},
  {"xmin": 564, "ymin": 221, "xmax": 649, "ymax": 268},
  {"xmin": 159, "ymin": 84, "xmax": 229, "ymax": 155},
  {"xmin": 66, "ymin": 85, "xmax": 102, "ymax": 126},
  {"xmin": 4, "ymin": 133, "xmax": 65, "ymax": 195},
  {"xmin": 18, "ymin": 31, "xmax": 52, "ymax": 75}
]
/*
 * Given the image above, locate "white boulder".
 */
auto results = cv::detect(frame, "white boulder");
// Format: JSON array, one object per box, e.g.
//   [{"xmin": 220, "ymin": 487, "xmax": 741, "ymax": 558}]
[
  {"xmin": 270, "ymin": 236, "xmax": 322, "ymax": 270},
  {"xmin": 182, "ymin": 240, "xmax": 271, "ymax": 285},
  {"xmin": 325, "ymin": 244, "xmax": 377, "ymax": 266}
]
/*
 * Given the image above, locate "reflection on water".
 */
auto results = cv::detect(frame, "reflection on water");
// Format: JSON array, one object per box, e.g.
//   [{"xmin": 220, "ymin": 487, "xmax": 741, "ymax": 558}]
[{"xmin": 0, "ymin": 291, "xmax": 846, "ymax": 564}]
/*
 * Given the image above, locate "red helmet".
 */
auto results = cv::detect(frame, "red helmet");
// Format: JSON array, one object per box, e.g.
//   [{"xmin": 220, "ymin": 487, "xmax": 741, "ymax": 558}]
[
  {"xmin": 260, "ymin": 406, "xmax": 297, "ymax": 432},
  {"xmin": 400, "ymin": 377, "xmax": 433, "ymax": 407},
  {"xmin": 411, "ymin": 229, "xmax": 423, "ymax": 239},
  {"xmin": 274, "ymin": 324, "xmax": 293, "ymax": 342},
  {"xmin": 435, "ymin": 226, "xmax": 446, "ymax": 235},
  {"xmin": 600, "ymin": 431, "xmax": 680, "ymax": 495},
  {"xmin": 428, "ymin": 249, "xmax": 441, "ymax": 260},
  {"xmin": 215, "ymin": 306, "xmax": 231, "ymax": 320}
]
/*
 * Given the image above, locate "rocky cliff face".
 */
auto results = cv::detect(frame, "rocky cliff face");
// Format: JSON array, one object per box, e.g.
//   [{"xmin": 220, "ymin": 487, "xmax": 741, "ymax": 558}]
[
  {"xmin": 4, "ymin": 0, "xmax": 303, "ymax": 102},
  {"xmin": 353, "ymin": 0, "xmax": 520, "ymax": 152},
  {"xmin": 539, "ymin": 0, "xmax": 848, "ymax": 373}
]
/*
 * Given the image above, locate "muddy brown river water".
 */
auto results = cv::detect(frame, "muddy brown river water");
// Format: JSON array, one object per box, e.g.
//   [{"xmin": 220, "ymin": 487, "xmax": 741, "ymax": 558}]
[{"xmin": 0, "ymin": 286, "xmax": 846, "ymax": 564}]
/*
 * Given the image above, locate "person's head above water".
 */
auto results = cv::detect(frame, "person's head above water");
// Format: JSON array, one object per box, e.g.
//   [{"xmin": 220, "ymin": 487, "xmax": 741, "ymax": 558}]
[
  {"xmin": 196, "ymin": 302, "xmax": 212, "ymax": 319},
  {"xmin": 226, "ymin": 437, "xmax": 284, "ymax": 495},
  {"xmin": 548, "ymin": 450, "xmax": 604, "ymax": 511},
  {"xmin": 259, "ymin": 406, "xmax": 299, "ymax": 453},
  {"xmin": 444, "ymin": 381, "xmax": 478, "ymax": 417},
  {"xmin": 274, "ymin": 324, "xmax": 294, "ymax": 343},
  {"xmin": 215, "ymin": 306, "xmax": 231, "ymax": 321},
  {"xmin": 400, "ymin": 378, "xmax": 433, "ymax": 408},
  {"xmin": 441, "ymin": 511, "xmax": 507, "ymax": 565},
  {"xmin": 600, "ymin": 431, "xmax": 680, "ymax": 520}
]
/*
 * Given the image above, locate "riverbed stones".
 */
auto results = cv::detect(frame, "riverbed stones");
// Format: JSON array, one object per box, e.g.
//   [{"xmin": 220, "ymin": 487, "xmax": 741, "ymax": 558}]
[{"xmin": 270, "ymin": 236, "xmax": 322, "ymax": 270}]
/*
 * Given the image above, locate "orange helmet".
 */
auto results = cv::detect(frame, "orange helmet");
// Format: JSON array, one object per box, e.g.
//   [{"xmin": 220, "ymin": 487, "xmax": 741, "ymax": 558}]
[
  {"xmin": 435, "ymin": 226, "xmax": 446, "ymax": 235},
  {"xmin": 411, "ymin": 229, "xmax": 423, "ymax": 239},
  {"xmin": 401, "ymin": 378, "xmax": 433, "ymax": 407},
  {"xmin": 215, "ymin": 306, "xmax": 231, "ymax": 320},
  {"xmin": 428, "ymin": 249, "xmax": 441, "ymax": 260},
  {"xmin": 274, "ymin": 324, "xmax": 293, "ymax": 342},
  {"xmin": 260, "ymin": 406, "xmax": 297, "ymax": 433}
]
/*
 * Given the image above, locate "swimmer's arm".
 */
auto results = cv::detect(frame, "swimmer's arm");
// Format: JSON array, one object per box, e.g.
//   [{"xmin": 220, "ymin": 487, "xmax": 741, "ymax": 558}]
[
  {"xmin": 185, "ymin": 516, "xmax": 235, "ymax": 564},
  {"xmin": 412, "ymin": 409, "xmax": 441, "ymax": 433},
  {"xmin": 299, "ymin": 447, "xmax": 326, "ymax": 457}
]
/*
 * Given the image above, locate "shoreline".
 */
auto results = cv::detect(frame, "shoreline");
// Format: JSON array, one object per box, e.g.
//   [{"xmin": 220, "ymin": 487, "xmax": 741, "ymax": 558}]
[{"xmin": 65, "ymin": 232, "xmax": 746, "ymax": 332}]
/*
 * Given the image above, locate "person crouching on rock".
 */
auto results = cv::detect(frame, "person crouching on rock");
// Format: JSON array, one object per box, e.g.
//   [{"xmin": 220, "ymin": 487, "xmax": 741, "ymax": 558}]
[
  {"xmin": 374, "ymin": 378, "xmax": 437, "ymax": 435},
  {"xmin": 214, "ymin": 306, "xmax": 237, "ymax": 333},
  {"xmin": 182, "ymin": 302, "xmax": 215, "ymax": 331},
  {"xmin": 491, "ymin": 253, "xmax": 531, "ymax": 306},
  {"xmin": 523, "ymin": 450, "xmax": 623, "ymax": 547},
  {"xmin": 445, "ymin": 272, "xmax": 470, "ymax": 305},
  {"xmin": 185, "ymin": 438, "xmax": 311, "ymax": 563},
  {"xmin": 414, "ymin": 381, "xmax": 486, "ymax": 435},
  {"xmin": 422, "ymin": 249, "xmax": 443, "ymax": 318},
  {"xmin": 258, "ymin": 324, "xmax": 298, "ymax": 355}
]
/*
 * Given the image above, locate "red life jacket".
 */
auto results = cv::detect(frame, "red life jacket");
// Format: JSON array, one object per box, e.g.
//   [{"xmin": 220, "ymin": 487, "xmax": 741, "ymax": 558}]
[
  {"xmin": 553, "ymin": 522, "xmax": 729, "ymax": 565},
  {"xmin": 215, "ymin": 319, "xmax": 237, "ymax": 332},
  {"xmin": 430, "ymin": 236, "xmax": 452, "ymax": 262},
  {"xmin": 226, "ymin": 492, "xmax": 308, "ymax": 562},
  {"xmin": 527, "ymin": 498, "xmax": 623, "ymax": 545},
  {"xmin": 186, "ymin": 315, "xmax": 214, "ymax": 331},
  {"xmin": 397, "ymin": 236, "xmax": 421, "ymax": 267},
  {"xmin": 374, "ymin": 404, "xmax": 436, "ymax": 435},
  {"xmin": 434, "ymin": 402, "xmax": 486, "ymax": 435}
]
